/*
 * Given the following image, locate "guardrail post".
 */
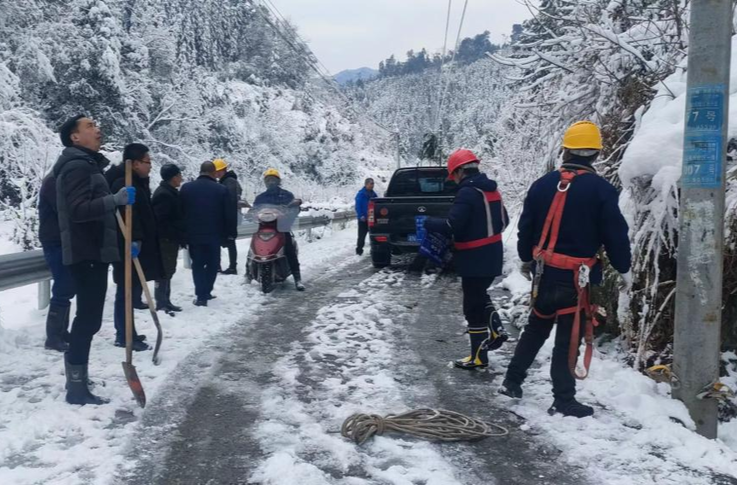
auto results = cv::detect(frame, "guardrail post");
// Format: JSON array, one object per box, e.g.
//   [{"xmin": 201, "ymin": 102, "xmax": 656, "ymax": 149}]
[
  {"xmin": 38, "ymin": 279, "xmax": 51, "ymax": 310},
  {"xmin": 306, "ymin": 227, "xmax": 313, "ymax": 243},
  {"xmin": 183, "ymin": 248, "xmax": 192, "ymax": 269}
]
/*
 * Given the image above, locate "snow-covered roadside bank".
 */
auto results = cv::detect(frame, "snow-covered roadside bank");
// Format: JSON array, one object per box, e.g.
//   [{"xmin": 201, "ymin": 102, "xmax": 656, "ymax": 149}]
[
  {"xmin": 0, "ymin": 222, "xmax": 357, "ymax": 485},
  {"xmin": 250, "ymin": 269, "xmax": 464, "ymax": 485},
  {"xmin": 489, "ymin": 272, "xmax": 737, "ymax": 485}
]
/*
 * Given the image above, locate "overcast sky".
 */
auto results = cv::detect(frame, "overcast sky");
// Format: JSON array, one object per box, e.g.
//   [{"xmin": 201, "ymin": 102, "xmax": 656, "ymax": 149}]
[{"xmin": 268, "ymin": 0, "xmax": 533, "ymax": 73}]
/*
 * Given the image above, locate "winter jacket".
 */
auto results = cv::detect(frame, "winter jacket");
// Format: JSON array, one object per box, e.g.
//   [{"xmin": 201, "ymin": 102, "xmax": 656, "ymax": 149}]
[
  {"xmin": 52, "ymin": 146, "xmax": 119, "ymax": 266},
  {"xmin": 253, "ymin": 185, "xmax": 300, "ymax": 232},
  {"xmin": 180, "ymin": 175, "xmax": 236, "ymax": 245},
  {"xmin": 152, "ymin": 181, "xmax": 186, "ymax": 246},
  {"xmin": 38, "ymin": 173, "xmax": 61, "ymax": 246},
  {"xmin": 220, "ymin": 171, "xmax": 243, "ymax": 207},
  {"xmin": 517, "ymin": 159, "xmax": 632, "ymax": 285},
  {"xmin": 108, "ymin": 165, "xmax": 163, "ymax": 284},
  {"xmin": 425, "ymin": 173, "xmax": 509, "ymax": 278},
  {"xmin": 253, "ymin": 185, "xmax": 295, "ymax": 207},
  {"xmin": 355, "ymin": 187, "xmax": 378, "ymax": 220}
]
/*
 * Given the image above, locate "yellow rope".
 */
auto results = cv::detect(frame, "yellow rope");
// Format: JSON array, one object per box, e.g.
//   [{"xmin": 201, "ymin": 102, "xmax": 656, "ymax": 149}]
[{"xmin": 341, "ymin": 409, "xmax": 509, "ymax": 446}]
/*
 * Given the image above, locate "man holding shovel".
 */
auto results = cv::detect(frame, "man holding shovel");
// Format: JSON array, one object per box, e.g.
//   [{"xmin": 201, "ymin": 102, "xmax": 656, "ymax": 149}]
[
  {"xmin": 53, "ymin": 115, "xmax": 135, "ymax": 405},
  {"xmin": 109, "ymin": 144, "xmax": 163, "ymax": 351}
]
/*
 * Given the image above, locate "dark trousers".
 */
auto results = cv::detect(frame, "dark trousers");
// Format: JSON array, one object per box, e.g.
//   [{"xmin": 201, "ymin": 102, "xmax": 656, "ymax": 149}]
[
  {"xmin": 67, "ymin": 262, "xmax": 109, "ymax": 365},
  {"xmin": 190, "ymin": 243, "xmax": 221, "ymax": 300},
  {"xmin": 461, "ymin": 277, "xmax": 496, "ymax": 325},
  {"xmin": 43, "ymin": 244, "xmax": 76, "ymax": 308},
  {"xmin": 506, "ymin": 279, "xmax": 582, "ymax": 402},
  {"xmin": 357, "ymin": 220, "xmax": 369, "ymax": 252},
  {"xmin": 284, "ymin": 233, "xmax": 301, "ymax": 279},
  {"xmin": 225, "ymin": 239, "xmax": 237, "ymax": 270},
  {"xmin": 114, "ymin": 278, "xmax": 143, "ymax": 342}
]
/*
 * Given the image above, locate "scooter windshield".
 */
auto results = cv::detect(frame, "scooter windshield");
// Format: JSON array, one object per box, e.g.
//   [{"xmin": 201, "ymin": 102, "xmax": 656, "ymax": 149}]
[{"xmin": 249, "ymin": 204, "xmax": 300, "ymax": 233}]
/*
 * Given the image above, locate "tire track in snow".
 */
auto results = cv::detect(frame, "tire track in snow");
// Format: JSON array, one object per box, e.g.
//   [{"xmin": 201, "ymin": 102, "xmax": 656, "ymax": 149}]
[{"xmin": 250, "ymin": 268, "xmax": 467, "ymax": 485}]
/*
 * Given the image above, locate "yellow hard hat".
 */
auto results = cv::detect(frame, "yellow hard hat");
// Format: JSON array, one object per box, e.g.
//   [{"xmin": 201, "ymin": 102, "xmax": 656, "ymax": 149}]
[
  {"xmin": 263, "ymin": 168, "xmax": 281, "ymax": 179},
  {"xmin": 562, "ymin": 121, "xmax": 603, "ymax": 150},
  {"xmin": 213, "ymin": 158, "xmax": 228, "ymax": 171}
]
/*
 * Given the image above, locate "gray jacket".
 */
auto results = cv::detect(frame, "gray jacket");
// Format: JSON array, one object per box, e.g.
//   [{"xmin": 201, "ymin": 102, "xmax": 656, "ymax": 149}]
[{"xmin": 52, "ymin": 147, "xmax": 120, "ymax": 265}]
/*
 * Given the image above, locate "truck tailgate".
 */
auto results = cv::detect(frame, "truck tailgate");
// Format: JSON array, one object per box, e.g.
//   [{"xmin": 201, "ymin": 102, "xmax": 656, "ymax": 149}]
[{"xmin": 371, "ymin": 196, "xmax": 454, "ymax": 238}]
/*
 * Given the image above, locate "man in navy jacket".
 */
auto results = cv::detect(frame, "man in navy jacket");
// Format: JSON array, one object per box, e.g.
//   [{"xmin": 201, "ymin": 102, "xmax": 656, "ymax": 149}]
[
  {"xmin": 354, "ymin": 178, "xmax": 378, "ymax": 256},
  {"xmin": 425, "ymin": 149, "xmax": 509, "ymax": 370},
  {"xmin": 502, "ymin": 121, "xmax": 632, "ymax": 418},
  {"xmin": 180, "ymin": 161, "xmax": 236, "ymax": 306}
]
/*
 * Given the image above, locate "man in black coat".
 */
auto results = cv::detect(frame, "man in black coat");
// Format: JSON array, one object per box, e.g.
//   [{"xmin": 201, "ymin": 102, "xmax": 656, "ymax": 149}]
[
  {"xmin": 108, "ymin": 143, "xmax": 162, "ymax": 351},
  {"xmin": 38, "ymin": 173, "xmax": 76, "ymax": 352},
  {"xmin": 180, "ymin": 161, "xmax": 236, "ymax": 306},
  {"xmin": 53, "ymin": 115, "xmax": 134, "ymax": 405},
  {"xmin": 214, "ymin": 158, "xmax": 249, "ymax": 275},
  {"xmin": 152, "ymin": 163, "xmax": 186, "ymax": 312}
]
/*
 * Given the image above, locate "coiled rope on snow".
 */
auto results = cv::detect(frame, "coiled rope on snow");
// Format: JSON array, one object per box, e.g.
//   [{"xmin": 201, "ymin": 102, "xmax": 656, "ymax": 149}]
[{"xmin": 341, "ymin": 408, "xmax": 509, "ymax": 446}]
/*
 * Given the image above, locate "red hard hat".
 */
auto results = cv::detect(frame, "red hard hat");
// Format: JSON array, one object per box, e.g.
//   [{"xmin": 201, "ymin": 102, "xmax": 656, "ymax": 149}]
[{"xmin": 446, "ymin": 149, "xmax": 479, "ymax": 180}]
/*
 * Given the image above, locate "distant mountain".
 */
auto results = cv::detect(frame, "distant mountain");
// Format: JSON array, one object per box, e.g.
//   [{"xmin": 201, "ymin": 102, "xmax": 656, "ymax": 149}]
[{"xmin": 334, "ymin": 67, "xmax": 378, "ymax": 85}]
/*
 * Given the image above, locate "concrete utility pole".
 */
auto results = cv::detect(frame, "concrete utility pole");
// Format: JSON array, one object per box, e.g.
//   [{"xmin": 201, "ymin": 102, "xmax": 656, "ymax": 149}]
[{"xmin": 673, "ymin": 0, "xmax": 732, "ymax": 439}]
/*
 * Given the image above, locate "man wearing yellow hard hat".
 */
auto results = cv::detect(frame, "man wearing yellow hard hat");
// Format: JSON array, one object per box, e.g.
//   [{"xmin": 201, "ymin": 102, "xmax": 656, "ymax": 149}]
[
  {"xmin": 213, "ymin": 158, "xmax": 250, "ymax": 275},
  {"xmin": 501, "ymin": 121, "xmax": 632, "ymax": 418},
  {"xmin": 252, "ymin": 168, "xmax": 305, "ymax": 291}
]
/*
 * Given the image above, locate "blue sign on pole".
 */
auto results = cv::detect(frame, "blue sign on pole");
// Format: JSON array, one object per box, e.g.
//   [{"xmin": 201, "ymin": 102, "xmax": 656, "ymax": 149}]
[{"xmin": 682, "ymin": 84, "xmax": 726, "ymax": 188}]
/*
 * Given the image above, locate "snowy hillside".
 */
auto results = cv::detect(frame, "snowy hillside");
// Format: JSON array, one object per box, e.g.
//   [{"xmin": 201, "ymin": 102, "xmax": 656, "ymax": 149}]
[{"xmin": 0, "ymin": 0, "xmax": 394, "ymax": 250}]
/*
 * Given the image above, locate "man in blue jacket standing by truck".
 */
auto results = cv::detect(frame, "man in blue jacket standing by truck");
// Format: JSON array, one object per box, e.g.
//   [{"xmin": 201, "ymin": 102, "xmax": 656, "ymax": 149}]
[
  {"xmin": 355, "ymin": 178, "xmax": 378, "ymax": 256},
  {"xmin": 425, "ymin": 149, "xmax": 509, "ymax": 370},
  {"xmin": 501, "ymin": 121, "xmax": 632, "ymax": 418}
]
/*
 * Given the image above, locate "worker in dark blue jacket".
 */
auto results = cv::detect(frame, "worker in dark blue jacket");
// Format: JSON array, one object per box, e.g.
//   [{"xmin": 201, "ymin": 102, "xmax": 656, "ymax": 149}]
[
  {"xmin": 501, "ymin": 121, "xmax": 632, "ymax": 419},
  {"xmin": 253, "ymin": 168, "xmax": 305, "ymax": 291},
  {"xmin": 355, "ymin": 178, "xmax": 378, "ymax": 256},
  {"xmin": 425, "ymin": 149, "xmax": 510, "ymax": 370},
  {"xmin": 180, "ymin": 161, "xmax": 237, "ymax": 306}
]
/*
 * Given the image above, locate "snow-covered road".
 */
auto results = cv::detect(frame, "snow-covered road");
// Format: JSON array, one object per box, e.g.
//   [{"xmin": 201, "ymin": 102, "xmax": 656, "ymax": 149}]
[{"xmin": 2, "ymin": 222, "xmax": 737, "ymax": 484}]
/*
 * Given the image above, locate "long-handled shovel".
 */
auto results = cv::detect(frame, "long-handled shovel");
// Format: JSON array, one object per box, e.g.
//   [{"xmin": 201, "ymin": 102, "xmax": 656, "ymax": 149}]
[
  {"xmin": 121, "ymin": 159, "xmax": 146, "ymax": 408},
  {"xmin": 115, "ymin": 211, "xmax": 164, "ymax": 365}
]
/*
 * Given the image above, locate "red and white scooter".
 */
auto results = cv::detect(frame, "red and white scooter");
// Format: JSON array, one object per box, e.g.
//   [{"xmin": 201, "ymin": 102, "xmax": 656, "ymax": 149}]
[{"xmin": 245, "ymin": 206, "xmax": 298, "ymax": 294}]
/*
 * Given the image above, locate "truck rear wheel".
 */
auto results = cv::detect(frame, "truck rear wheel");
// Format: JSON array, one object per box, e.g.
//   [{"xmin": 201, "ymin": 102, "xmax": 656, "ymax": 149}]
[{"xmin": 371, "ymin": 246, "xmax": 391, "ymax": 269}]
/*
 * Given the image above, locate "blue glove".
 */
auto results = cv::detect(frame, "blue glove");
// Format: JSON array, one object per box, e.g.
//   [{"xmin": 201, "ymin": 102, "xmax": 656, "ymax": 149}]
[
  {"xmin": 114, "ymin": 186, "xmax": 136, "ymax": 206},
  {"xmin": 131, "ymin": 241, "xmax": 141, "ymax": 259}
]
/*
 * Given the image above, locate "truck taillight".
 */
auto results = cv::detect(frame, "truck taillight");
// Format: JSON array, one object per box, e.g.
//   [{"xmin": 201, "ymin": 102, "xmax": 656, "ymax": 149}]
[{"xmin": 368, "ymin": 201, "xmax": 376, "ymax": 227}]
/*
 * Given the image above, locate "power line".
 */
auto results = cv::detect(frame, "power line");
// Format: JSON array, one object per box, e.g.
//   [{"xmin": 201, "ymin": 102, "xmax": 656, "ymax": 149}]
[
  {"xmin": 435, "ymin": 0, "xmax": 470, "ymax": 135},
  {"xmin": 433, "ymin": 0, "xmax": 454, "ymax": 129},
  {"xmin": 253, "ymin": 0, "xmax": 396, "ymax": 137}
]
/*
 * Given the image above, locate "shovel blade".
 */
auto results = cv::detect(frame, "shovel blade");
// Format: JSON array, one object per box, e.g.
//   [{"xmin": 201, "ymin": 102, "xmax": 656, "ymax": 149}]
[{"xmin": 122, "ymin": 361, "xmax": 146, "ymax": 408}]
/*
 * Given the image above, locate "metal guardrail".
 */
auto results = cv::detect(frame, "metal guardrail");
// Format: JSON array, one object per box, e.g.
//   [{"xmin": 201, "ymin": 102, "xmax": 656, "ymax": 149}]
[{"xmin": 0, "ymin": 211, "xmax": 355, "ymax": 309}]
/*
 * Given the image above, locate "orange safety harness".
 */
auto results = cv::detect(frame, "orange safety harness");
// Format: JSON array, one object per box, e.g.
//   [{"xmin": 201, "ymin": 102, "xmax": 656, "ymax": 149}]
[
  {"xmin": 532, "ymin": 168, "xmax": 599, "ymax": 380},
  {"xmin": 454, "ymin": 189, "xmax": 506, "ymax": 251}
]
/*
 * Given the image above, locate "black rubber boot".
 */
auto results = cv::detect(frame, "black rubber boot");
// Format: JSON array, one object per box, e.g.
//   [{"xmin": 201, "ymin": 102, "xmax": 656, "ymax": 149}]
[
  {"xmin": 499, "ymin": 379, "xmax": 523, "ymax": 399},
  {"xmin": 64, "ymin": 354, "xmax": 109, "ymax": 405},
  {"xmin": 115, "ymin": 338, "xmax": 151, "ymax": 352},
  {"xmin": 221, "ymin": 267, "xmax": 238, "ymax": 275},
  {"xmin": 45, "ymin": 304, "xmax": 70, "ymax": 352},
  {"xmin": 155, "ymin": 280, "xmax": 167, "ymax": 312},
  {"xmin": 164, "ymin": 280, "xmax": 182, "ymax": 311},
  {"xmin": 483, "ymin": 304, "xmax": 509, "ymax": 351},
  {"xmin": 549, "ymin": 398, "xmax": 594, "ymax": 418},
  {"xmin": 454, "ymin": 327, "xmax": 489, "ymax": 370}
]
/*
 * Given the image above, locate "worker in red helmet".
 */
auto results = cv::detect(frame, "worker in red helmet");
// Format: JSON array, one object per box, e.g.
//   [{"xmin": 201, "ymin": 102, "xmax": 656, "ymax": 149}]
[{"xmin": 425, "ymin": 149, "xmax": 510, "ymax": 369}]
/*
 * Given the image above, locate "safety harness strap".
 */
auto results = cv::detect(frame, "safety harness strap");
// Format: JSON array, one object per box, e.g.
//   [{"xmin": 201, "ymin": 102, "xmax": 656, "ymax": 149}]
[
  {"xmin": 454, "ymin": 188, "xmax": 505, "ymax": 251},
  {"xmin": 530, "ymin": 168, "xmax": 599, "ymax": 380}
]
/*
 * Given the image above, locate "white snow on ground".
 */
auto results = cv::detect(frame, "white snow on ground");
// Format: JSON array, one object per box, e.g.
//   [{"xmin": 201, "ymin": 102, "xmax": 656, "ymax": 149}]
[
  {"xmin": 492, "ymin": 271, "xmax": 737, "ymax": 485},
  {"xmin": 251, "ymin": 269, "xmax": 464, "ymax": 485},
  {"xmin": 0, "ymin": 222, "xmax": 356, "ymax": 485}
]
